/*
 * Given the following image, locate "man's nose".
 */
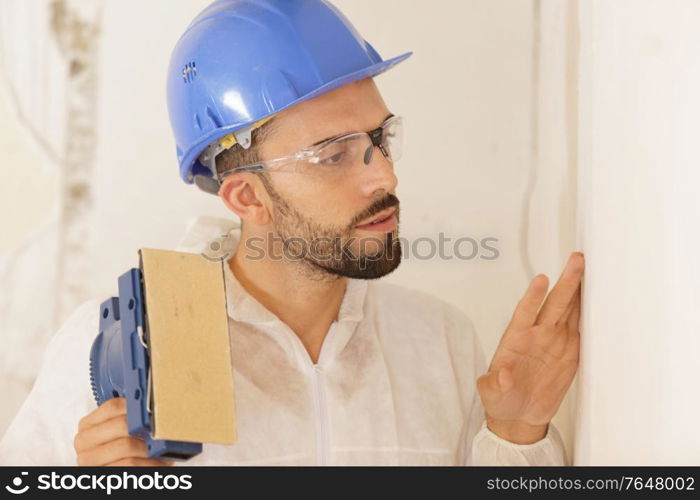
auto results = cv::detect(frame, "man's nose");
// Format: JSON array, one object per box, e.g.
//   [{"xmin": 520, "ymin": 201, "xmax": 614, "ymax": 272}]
[{"xmin": 358, "ymin": 144, "xmax": 398, "ymax": 197}]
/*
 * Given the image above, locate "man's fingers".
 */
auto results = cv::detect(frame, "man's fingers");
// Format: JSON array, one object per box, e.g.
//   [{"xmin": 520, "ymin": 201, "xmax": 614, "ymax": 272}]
[
  {"xmin": 566, "ymin": 284, "xmax": 582, "ymax": 334},
  {"xmin": 535, "ymin": 252, "xmax": 584, "ymax": 326},
  {"xmin": 74, "ymin": 415, "xmax": 129, "ymax": 453},
  {"xmin": 107, "ymin": 458, "xmax": 175, "ymax": 467},
  {"xmin": 506, "ymin": 274, "xmax": 549, "ymax": 332},
  {"xmin": 78, "ymin": 397, "xmax": 127, "ymax": 431},
  {"xmin": 77, "ymin": 436, "xmax": 148, "ymax": 467},
  {"xmin": 557, "ymin": 281, "xmax": 580, "ymax": 326}
]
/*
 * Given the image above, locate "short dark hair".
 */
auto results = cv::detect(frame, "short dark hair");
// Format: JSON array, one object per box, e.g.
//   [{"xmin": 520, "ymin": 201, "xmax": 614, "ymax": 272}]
[
  {"xmin": 215, "ymin": 118, "xmax": 278, "ymax": 230},
  {"xmin": 215, "ymin": 117, "xmax": 278, "ymax": 178}
]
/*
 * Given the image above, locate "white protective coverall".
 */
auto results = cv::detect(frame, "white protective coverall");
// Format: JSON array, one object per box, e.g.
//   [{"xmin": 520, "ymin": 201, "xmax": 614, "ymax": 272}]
[{"xmin": 0, "ymin": 216, "xmax": 568, "ymax": 466}]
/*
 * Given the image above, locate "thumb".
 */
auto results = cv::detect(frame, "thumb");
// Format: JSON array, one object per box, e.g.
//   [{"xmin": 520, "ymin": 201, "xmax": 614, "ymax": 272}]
[{"xmin": 477, "ymin": 367, "xmax": 514, "ymax": 397}]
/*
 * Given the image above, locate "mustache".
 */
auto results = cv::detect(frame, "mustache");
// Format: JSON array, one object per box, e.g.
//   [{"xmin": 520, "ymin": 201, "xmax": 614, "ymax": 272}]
[{"xmin": 350, "ymin": 193, "xmax": 400, "ymax": 229}]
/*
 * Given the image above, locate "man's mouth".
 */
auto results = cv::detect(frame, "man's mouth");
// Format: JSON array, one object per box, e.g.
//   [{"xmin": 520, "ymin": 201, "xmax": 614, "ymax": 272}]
[{"xmin": 355, "ymin": 207, "xmax": 398, "ymax": 231}]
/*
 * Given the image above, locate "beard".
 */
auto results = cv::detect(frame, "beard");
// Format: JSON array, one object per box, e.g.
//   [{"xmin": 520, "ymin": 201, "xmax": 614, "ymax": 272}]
[{"xmin": 257, "ymin": 174, "xmax": 402, "ymax": 280}]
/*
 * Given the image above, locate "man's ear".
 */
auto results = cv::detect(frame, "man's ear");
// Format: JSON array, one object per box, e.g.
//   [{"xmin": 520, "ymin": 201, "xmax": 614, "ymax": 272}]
[{"xmin": 219, "ymin": 174, "xmax": 271, "ymax": 225}]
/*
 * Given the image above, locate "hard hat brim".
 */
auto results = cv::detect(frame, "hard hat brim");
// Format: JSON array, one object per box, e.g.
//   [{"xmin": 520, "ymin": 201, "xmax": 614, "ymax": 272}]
[{"xmin": 292, "ymin": 51, "xmax": 414, "ymax": 109}]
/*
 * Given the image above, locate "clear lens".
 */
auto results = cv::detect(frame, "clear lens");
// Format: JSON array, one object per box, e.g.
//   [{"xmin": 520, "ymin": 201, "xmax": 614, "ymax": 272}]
[
  {"xmin": 306, "ymin": 116, "xmax": 404, "ymax": 171},
  {"xmin": 382, "ymin": 116, "xmax": 403, "ymax": 162},
  {"xmin": 314, "ymin": 135, "xmax": 367, "ymax": 169}
]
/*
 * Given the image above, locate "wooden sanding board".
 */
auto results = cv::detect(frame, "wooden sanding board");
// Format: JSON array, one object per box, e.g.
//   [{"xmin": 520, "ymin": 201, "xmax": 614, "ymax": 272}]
[{"xmin": 139, "ymin": 248, "xmax": 236, "ymax": 444}]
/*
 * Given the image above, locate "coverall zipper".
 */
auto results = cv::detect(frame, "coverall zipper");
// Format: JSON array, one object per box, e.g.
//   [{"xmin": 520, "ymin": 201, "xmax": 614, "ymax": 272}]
[
  {"xmin": 311, "ymin": 364, "xmax": 330, "ymax": 465},
  {"xmin": 306, "ymin": 321, "xmax": 337, "ymax": 466}
]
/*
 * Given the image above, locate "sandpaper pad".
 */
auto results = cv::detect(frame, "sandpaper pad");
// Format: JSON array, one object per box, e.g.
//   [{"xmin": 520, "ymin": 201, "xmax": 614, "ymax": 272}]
[{"xmin": 139, "ymin": 248, "xmax": 236, "ymax": 444}]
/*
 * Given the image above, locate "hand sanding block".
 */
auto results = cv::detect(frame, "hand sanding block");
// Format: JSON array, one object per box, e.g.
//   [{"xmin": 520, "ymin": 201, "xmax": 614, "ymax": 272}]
[{"xmin": 90, "ymin": 248, "xmax": 236, "ymax": 460}]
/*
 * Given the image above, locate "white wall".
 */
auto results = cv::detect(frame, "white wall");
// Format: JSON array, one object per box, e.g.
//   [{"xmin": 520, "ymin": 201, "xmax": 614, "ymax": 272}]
[
  {"xmin": 573, "ymin": 0, "xmax": 700, "ymax": 465},
  {"xmin": 1, "ymin": 0, "xmax": 580, "ymax": 463}
]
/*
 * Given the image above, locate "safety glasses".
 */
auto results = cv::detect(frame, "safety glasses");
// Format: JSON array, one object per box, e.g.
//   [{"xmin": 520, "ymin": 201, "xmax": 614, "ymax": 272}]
[{"xmin": 217, "ymin": 115, "xmax": 404, "ymax": 180}]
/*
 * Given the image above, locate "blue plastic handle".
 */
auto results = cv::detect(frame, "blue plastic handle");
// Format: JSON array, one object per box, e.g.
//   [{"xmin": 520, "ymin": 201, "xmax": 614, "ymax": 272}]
[{"xmin": 90, "ymin": 268, "xmax": 202, "ymax": 461}]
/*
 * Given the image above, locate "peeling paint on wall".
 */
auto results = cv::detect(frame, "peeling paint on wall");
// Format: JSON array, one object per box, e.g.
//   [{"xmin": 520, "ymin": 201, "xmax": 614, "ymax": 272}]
[{"xmin": 49, "ymin": 0, "xmax": 102, "ymax": 324}]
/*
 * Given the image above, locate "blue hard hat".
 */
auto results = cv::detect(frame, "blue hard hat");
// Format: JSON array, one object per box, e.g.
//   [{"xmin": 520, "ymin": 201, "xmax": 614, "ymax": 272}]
[{"xmin": 166, "ymin": 0, "xmax": 413, "ymax": 190}]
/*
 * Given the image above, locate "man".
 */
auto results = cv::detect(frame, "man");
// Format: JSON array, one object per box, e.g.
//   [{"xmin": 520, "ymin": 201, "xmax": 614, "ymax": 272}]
[{"xmin": 0, "ymin": 0, "xmax": 583, "ymax": 466}]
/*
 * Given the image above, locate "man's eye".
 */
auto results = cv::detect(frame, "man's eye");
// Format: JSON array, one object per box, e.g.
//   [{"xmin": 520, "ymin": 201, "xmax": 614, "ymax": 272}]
[{"xmin": 319, "ymin": 152, "xmax": 346, "ymax": 165}]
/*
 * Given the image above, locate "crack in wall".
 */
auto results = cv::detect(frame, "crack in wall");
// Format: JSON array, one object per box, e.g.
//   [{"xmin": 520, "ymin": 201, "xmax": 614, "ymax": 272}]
[{"xmin": 520, "ymin": 0, "xmax": 541, "ymax": 282}]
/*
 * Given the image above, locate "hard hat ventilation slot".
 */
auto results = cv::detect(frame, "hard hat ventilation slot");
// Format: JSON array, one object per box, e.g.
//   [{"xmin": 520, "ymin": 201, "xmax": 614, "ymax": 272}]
[
  {"xmin": 205, "ymin": 106, "xmax": 222, "ymax": 128},
  {"xmin": 182, "ymin": 61, "xmax": 197, "ymax": 83}
]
